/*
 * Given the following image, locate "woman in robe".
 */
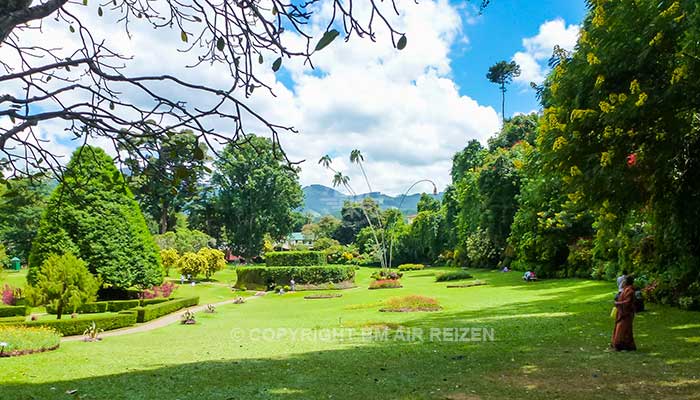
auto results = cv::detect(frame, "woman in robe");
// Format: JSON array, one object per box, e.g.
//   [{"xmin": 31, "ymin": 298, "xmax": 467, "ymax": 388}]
[{"xmin": 611, "ymin": 275, "xmax": 637, "ymax": 351}]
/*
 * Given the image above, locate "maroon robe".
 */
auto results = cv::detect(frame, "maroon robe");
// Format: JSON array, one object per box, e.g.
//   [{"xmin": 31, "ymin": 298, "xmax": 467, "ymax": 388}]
[{"xmin": 611, "ymin": 285, "xmax": 637, "ymax": 351}]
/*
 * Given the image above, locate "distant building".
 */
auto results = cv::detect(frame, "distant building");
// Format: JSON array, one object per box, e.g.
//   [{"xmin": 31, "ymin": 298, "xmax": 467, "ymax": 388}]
[{"xmin": 277, "ymin": 232, "xmax": 315, "ymax": 250}]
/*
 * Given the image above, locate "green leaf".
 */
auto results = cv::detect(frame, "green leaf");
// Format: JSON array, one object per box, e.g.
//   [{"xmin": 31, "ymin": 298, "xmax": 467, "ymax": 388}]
[
  {"xmin": 194, "ymin": 146, "xmax": 205, "ymax": 161},
  {"xmin": 9, "ymin": 115, "xmax": 15, "ymax": 123},
  {"xmin": 97, "ymin": 7, "xmax": 103, "ymax": 17},
  {"xmin": 69, "ymin": 25, "xmax": 75, "ymax": 33},
  {"xmin": 397, "ymin": 35, "xmax": 407, "ymax": 50},
  {"xmin": 216, "ymin": 37, "xmax": 225, "ymax": 51},
  {"xmin": 272, "ymin": 5, "xmax": 278, "ymax": 15},
  {"xmin": 272, "ymin": 57, "xmax": 282, "ymax": 72},
  {"xmin": 109, "ymin": 102, "xmax": 115, "ymax": 110},
  {"xmin": 193, "ymin": 16, "xmax": 202, "ymax": 22},
  {"xmin": 181, "ymin": 30, "xmax": 188, "ymax": 43},
  {"xmin": 314, "ymin": 29, "xmax": 340, "ymax": 52},
  {"xmin": 258, "ymin": 54, "xmax": 263, "ymax": 64},
  {"xmin": 82, "ymin": 0, "xmax": 88, "ymax": 5}
]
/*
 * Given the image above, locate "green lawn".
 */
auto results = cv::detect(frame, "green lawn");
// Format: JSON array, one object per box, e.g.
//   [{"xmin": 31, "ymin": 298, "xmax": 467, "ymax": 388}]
[{"xmin": 2, "ymin": 267, "xmax": 700, "ymax": 399}]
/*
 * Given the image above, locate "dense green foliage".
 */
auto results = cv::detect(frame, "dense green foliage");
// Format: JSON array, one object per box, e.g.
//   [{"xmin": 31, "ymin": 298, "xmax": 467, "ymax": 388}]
[
  {"xmin": 0, "ymin": 177, "xmax": 51, "ymax": 263},
  {"xmin": 397, "ymin": 263, "xmax": 424, "ymax": 271},
  {"xmin": 211, "ymin": 136, "xmax": 303, "ymax": 258},
  {"xmin": 234, "ymin": 266, "xmax": 356, "ymax": 289},
  {"xmin": 134, "ymin": 296, "xmax": 199, "ymax": 323},
  {"xmin": 122, "ymin": 130, "xmax": 210, "ymax": 234},
  {"xmin": 435, "ymin": 270, "xmax": 474, "ymax": 282},
  {"xmin": 26, "ymin": 254, "xmax": 99, "ymax": 319},
  {"xmin": 265, "ymin": 251, "xmax": 326, "ymax": 267},
  {"xmin": 28, "ymin": 146, "xmax": 162, "ymax": 290}
]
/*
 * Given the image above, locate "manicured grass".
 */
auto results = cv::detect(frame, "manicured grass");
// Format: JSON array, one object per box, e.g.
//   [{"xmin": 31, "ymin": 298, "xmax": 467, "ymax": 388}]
[{"xmin": 1, "ymin": 267, "xmax": 699, "ymax": 399}]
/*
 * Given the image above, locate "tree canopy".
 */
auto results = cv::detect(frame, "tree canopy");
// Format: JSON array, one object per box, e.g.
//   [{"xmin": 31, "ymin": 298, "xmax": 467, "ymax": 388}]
[{"xmin": 28, "ymin": 146, "xmax": 162, "ymax": 290}]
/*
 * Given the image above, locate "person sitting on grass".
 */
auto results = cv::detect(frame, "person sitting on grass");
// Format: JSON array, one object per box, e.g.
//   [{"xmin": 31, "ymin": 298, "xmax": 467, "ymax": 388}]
[
  {"xmin": 611, "ymin": 275, "xmax": 637, "ymax": 351},
  {"xmin": 523, "ymin": 271, "xmax": 537, "ymax": 282}
]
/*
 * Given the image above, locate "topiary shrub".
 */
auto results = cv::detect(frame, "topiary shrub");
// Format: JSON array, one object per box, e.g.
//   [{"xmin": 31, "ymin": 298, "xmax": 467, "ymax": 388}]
[
  {"xmin": 177, "ymin": 252, "xmax": 207, "ymax": 278},
  {"xmin": 265, "ymin": 251, "xmax": 325, "ymax": 267},
  {"xmin": 397, "ymin": 263, "xmax": 425, "ymax": 271},
  {"xmin": 235, "ymin": 266, "xmax": 355, "ymax": 289}
]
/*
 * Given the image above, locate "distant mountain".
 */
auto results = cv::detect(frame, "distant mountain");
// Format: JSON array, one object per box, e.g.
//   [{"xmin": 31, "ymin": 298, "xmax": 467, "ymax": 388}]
[{"xmin": 301, "ymin": 184, "xmax": 443, "ymax": 218}]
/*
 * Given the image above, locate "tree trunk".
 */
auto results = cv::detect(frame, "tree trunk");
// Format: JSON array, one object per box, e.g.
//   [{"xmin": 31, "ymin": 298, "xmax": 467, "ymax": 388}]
[
  {"xmin": 160, "ymin": 201, "xmax": 169, "ymax": 233},
  {"xmin": 501, "ymin": 84, "xmax": 506, "ymax": 121},
  {"xmin": 56, "ymin": 302, "xmax": 62, "ymax": 320}
]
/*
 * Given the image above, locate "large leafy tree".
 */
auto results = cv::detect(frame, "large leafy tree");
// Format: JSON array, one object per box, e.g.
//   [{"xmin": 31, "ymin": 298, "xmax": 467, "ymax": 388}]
[
  {"xmin": 122, "ymin": 130, "xmax": 209, "ymax": 234},
  {"xmin": 28, "ymin": 146, "xmax": 162, "ymax": 290},
  {"xmin": 487, "ymin": 60, "xmax": 521, "ymax": 120},
  {"xmin": 538, "ymin": 0, "xmax": 700, "ymax": 298},
  {"xmin": 334, "ymin": 198, "xmax": 381, "ymax": 245},
  {"xmin": 0, "ymin": 177, "xmax": 52, "ymax": 262},
  {"xmin": 213, "ymin": 135, "xmax": 303, "ymax": 258}
]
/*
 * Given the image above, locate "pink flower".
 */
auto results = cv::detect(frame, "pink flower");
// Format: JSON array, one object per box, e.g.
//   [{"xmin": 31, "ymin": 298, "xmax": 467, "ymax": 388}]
[{"xmin": 627, "ymin": 153, "xmax": 637, "ymax": 167}]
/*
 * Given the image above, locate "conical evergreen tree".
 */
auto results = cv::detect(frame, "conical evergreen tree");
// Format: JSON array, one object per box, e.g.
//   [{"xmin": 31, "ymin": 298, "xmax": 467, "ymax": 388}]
[{"xmin": 28, "ymin": 146, "xmax": 162, "ymax": 289}]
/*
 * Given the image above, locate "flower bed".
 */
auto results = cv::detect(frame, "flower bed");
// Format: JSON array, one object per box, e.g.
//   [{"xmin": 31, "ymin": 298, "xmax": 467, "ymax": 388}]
[
  {"xmin": 368, "ymin": 279, "xmax": 403, "ymax": 290},
  {"xmin": 397, "ymin": 263, "xmax": 425, "ymax": 271},
  {"xmin": 435, "ymin": 270, "xmax": 473, "ymax": 282},
  {"xmin": 379, "ymin": 295, "xmax": 442, "ymax": 312},
  {"xmin": 304, "ymin": 294, "xmax": 343, "ymax": 299},
  {"xmin": 0, "ymin": 326, "xmax": 61, "ymax": 357}
]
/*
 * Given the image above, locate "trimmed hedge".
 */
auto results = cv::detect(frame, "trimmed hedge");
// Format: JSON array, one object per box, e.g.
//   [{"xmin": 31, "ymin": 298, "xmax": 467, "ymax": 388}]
[
  {"xmin": 0, "ymin": 316, "xmax": 27, "ymax": 324},
  {"xmin": 78, "ymin": 302, "xmax": 109, "ymax": 313},
  {"xmin": 47, "ymin": 300, "xmax": 140, "ymax": 314},
  {"xmin": 107, "ymin": 300, "xmax": 140, "ymax": 312},
  {"xmin": 139, "ymin": 298, "xmax": 170, "ymax": 307},
  {"xmin": 435, "ymin": 270, "xmax": 474, "ymax": 282},
  {"xmin": 235, "ymin": 266, "xmax": 355, "ymax": 289},
  {"xmin": 397, "ymin": 263, "xmax": 425, "ymax": 271},
  {"xmin": 0, "ymin": 305, "xmax": 30, "ymax": 317},
  {"xmin": 135, "ymin": 297, "xmax": 199, "ymax": 323},
  {"xmin": 265, "ymin": 251, "xmax": 325, "ymax": 267},
  {"xmin": 8, "ymin": 313, "xmax": 137, "ymax": 336}
]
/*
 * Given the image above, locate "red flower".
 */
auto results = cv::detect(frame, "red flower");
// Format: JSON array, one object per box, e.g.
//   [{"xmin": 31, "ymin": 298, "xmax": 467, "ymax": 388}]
[{"xmin": 627, "ymin": 153, "xmax": 637, "ymax": 167}]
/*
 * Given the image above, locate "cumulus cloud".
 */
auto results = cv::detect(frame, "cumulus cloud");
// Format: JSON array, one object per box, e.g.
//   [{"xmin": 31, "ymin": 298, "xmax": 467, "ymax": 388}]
[
  {"xmin": 4, "ymin": 0, "xmax": 500, "ymax": 195},
  {"xmin": 512, "ymin": 18, "xmax": 580, "ymax": 86}
]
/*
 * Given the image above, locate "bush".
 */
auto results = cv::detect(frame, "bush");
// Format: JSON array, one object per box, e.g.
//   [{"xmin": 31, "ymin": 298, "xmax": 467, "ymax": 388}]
[
  {"xmin": 397, "ymin": 263, "xmax": 425, "ymax": 271},
  {"xmin": 135, "ymin": 297, "xmax": 199, "ymax": 323},
  {"xmin": 0, "ymin": 326, "xmax": 61, "ymax": 355},
  {"xmin": 369, "ymin": 279, "xmax": 402, "ymax": 289},
  {"xmin": 436, "ymin": 270, "xmax": 473, "ymax": 282},
  {"xmin": 8, "ymin": 313, "xmax": 137, "ymax": 336},
  {"xmin": 235, "ymin": 266, "xmax": 355, "ymax": 289},
  {"xmin": 0, "ymin": 305, "xmax": 30, "ymax": 317},
  {"xmin": 2, "ymin": 284, "xmax": 16, "ymax": 305},
  {"xmin": 177, "ymin": 252, "xmax": 207, "ymax": 277},
  {"xmin": 265, "ymin": 251, "xmax": 325, "ymax": 267},
  {"xmin": 197, "ymin": 247, "xmax": 226, "ymax": 278},
  {"xmin": 160, "ymin": 248, "xmax": 179, "ymax": 276},
  {"xmin": 107, "ymin": 300, "xmax": 140, "ymax": 312},
  {"xmin": 140, "ymin": 282, "xmax": 177, "ymax": 299}
]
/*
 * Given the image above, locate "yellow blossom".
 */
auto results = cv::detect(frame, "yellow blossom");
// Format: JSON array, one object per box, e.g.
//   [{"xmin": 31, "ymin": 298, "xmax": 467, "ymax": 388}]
[
  {"xmin": 599, "ymin": 101, "xmax": 613, "ymax": 113},
  {"xmin": 618, "ymin": 93, "xmax": 627, "ymax": 103},
  {"xmin": 587, "ymin": 52, "xmax": 601, "ymax": 65},
  {"xmin": 635, "ymin": 92, "xmax": 648, "ymax": 107},
  {"xmin": 649, "ymin": 32, "xmax": 663, "ymax": 46},
  {"xmin": 552, "ymin": 136, "xmax": 568, "ymax": 151},
  {"xmin": 671, "ymin": 65, "xmax": 688, "ymax": 84},
  {"xmin": 570, "ymin": 166, "xmax": 582, "ymax": 176},
  {"xmin": 595, "ymin": 75, "xmax": 605, "ymax": 88},
  {"xmin": 630, "ymin": 79, "xmax": 640, "ymax": 94},
  {"xmin": 592, "ymin": 6, "xmax": 606, "ymax": 27},
  {"xmin": 600, "ymin": 152, "xmax": 611, "ymax": 167}
]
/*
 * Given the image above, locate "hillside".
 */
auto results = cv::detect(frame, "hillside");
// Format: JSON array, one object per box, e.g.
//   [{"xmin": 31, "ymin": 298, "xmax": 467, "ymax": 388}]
[{"xmin": 302, "ymin": 184, "xmax": 443, "ymax": 217}]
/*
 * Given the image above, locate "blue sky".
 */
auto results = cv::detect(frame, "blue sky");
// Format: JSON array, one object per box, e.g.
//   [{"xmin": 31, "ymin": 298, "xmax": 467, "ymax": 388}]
[{"xmin": 453, "ymin": 0, "xmax": 587, "ymax": 116}]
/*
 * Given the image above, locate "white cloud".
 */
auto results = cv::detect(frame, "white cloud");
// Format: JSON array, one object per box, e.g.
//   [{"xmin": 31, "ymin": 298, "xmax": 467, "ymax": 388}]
[
  {"xmin": 3, "ymin": 0, "xmax": 500, "ymax": 195},
  {"xmin": 512, "ymin": 18, "xmax": 580, "ymax": 86}
]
